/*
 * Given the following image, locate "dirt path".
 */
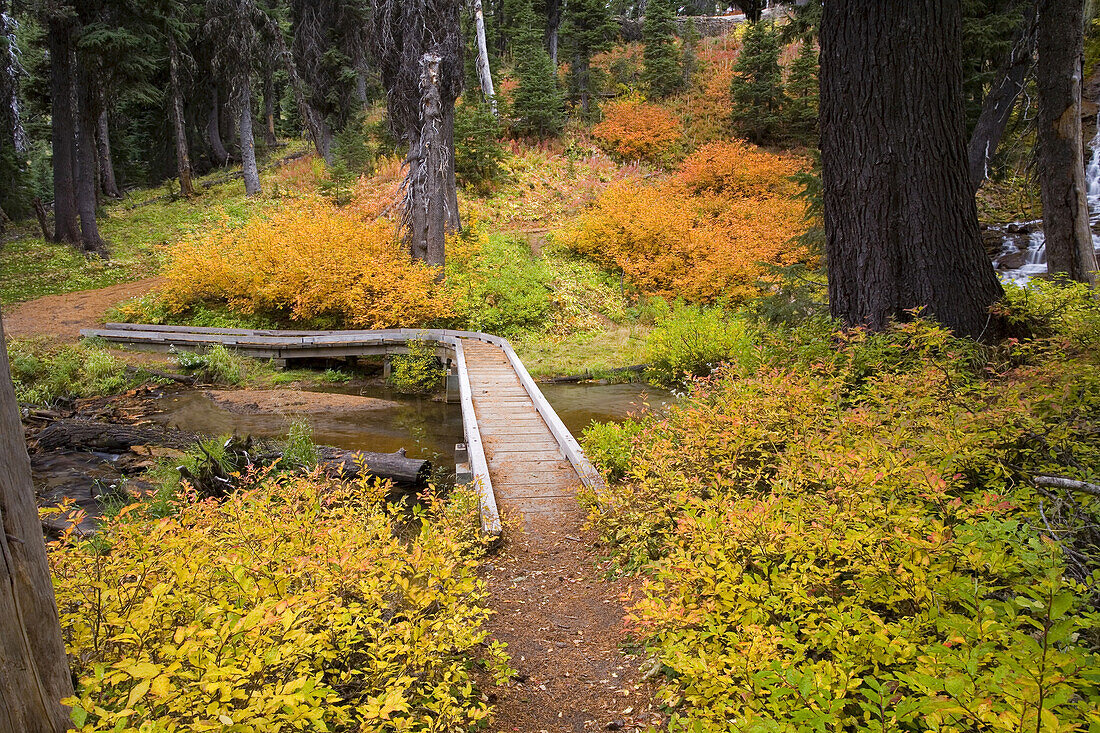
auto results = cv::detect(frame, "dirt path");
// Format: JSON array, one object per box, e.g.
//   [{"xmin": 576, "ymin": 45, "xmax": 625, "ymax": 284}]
[
  {"xmin": 2, "ymin": 278, "xmax": 162, "ymax": 341},
  {"xmin": 486, "ymin": 508, "xmax": 663, "ymax": 732}
]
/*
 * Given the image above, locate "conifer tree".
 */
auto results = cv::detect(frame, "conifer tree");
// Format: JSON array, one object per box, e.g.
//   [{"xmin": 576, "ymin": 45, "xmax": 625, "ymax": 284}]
[
  {"xmin": 784, "ymin": 39, "xmax": 818, "ymax": 145},
  {"xmin": 680, "ymin": 17, "xmax": 700, "ymax": 89},
  {"xmin": 562, "ymin": 0, "xmax": 613, "ymax": 115},
  {"xmin": 642, "ymin": 0, "xmax": 681, "ymax": 98},
  {"xmin": 511, "ymin": 0, "xmax": 564, "ymax": 137},
  {"xmin": 729, "ymin": 19, "xmax": 785, "ymax": 144}
]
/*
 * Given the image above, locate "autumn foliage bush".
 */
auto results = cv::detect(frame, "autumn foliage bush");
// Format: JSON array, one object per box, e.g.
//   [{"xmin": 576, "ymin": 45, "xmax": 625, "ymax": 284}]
[
  {"xmin": 561, "ymin": 140, "xmax": 808, "ymax": 302},
  {"xmin": 584, "ymin": 304, "xmax": 1100, "ymax": 732},
  {"xmin": 592, "ymin": 95, "xmax": 682, "ymax": 165},
  {"xmin": 159, "ymin": 200, "xmax": 450, "ymax": 328},
  {"xmin": 52, "ymin": 473, "xmax": 508, "ymax": 732}
]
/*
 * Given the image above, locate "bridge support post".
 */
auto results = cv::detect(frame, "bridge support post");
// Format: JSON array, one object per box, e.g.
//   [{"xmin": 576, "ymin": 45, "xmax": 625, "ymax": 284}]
[{"xmin": 445, "ymin": 371, "xmax": 460, "ymax": 403}]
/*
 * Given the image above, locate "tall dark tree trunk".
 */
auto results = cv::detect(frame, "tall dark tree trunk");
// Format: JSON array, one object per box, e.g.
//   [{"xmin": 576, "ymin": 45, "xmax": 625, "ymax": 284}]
[
  {"xmin": 75, "ymin": 65, "xmax": 106, "ymax": 256},
  {"xmin": 207, "ymin": 84, "xmax": 229, "ymax": 166},
  {"xmin": 0, "ymin": 312, "xmax": 75, "ymax": 733},
  {"xmin": 48, "ymin": 19, "xmax": 79, "ymax": 245},
  {"xmin": 546, "ymin": 0, "xmax": 561, "ymax": 66},
  {"xmin": 406, "ymin": 53, "xmax": 449, "ymax": 266},
  {"xmin": 967, "ymin": 3, "xmax": 1037, "ymax": 193},
  {"xmin": 1036, "ymin": 0, "xmax": 1098, "ymax": 284},
  {"xmin": 238, "ymin": 75, "xmax": 261, "ymax": 196},
  {"xmin": 262, "ymin": 65, "xmax": 277, "ymax": 146},
  {"xmin": 820, "ymin": 0, "xmax": 1003, "ymax": 338},
  {"xmin": 168, "ymin": 37, "xmax": 194, "ymax": 197},
  {"xmin": 96, "ymin": 108, "xmax": 120, "ymax": 199},
  {"xmin": 575, "ymin": 54, "xmax": 590, "ymax": 114}
]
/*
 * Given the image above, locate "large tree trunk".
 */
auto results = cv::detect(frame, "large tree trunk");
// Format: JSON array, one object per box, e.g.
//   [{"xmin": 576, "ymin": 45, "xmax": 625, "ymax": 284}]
[
  {"xmin": 1036, "ymin": 0, "xmax": 1098, "ymax": 284},
  {"xmin": 168, "ymin": 37, "xmax": 194, "ymax": 197},
  {"xmin": 0, "ymin": 312, "xmax": 74, "ymax": 733},
  {"xmin": 207, "ymin": 85, "xmax": 230, "ymax": 166},
  {"xmin": 262, "ymin": 66, "xmax": 278, "ymax": 147},
  {"xmin": 473, "ymin": 0, "xmax": 497, "ymax": 115},
  {"xmin": 238, "ymin": 76, "xmax": 261, "ymax": 197},
  {"xmin": 405, "ymin": 53, "xmax": 449, "ymax": 267},
  {"xmin": 820, "ymin": 0, "xmax": 1003, "ymax": 339},
  {"xmin": 95, "ymin": 109, "xmax": 120, "ymax": 199},
  {"xmin": 48, "ymin": 19, "xmax": 79, "ymax": 246},
  {"xmin": 546, "ymin": 0, "xmax": 562, "ymax": 67},
  {"xmin": 967, "ymin": 4, "xmax": 1037, "ymax": 193},
  {"xmin": 75, "ymin": 65, "xmax": 106, "ymax": 256}
]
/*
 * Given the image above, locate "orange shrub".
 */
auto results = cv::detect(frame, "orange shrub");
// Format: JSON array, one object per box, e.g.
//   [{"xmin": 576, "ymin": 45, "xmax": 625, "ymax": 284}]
[
  {"xmin": 160, "ymin": 200, "xmax": 451, "ymax": 328},
  {"xmin": 678, "ymin": 140, "xmax": 802, "ymax": 197},
  {"xmin": 592, "ymin": 96, "xmax": 682, "ymax": 165},
  {"xmin": 561, "ymin": 141, "xmax": 809, "ymax": 302}
]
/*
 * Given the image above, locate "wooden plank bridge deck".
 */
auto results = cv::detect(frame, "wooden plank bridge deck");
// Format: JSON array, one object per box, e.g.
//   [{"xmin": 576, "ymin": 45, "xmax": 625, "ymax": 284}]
[{"xmin": 80, "ymin": 325, "xmax": 606, "ymax": 536}]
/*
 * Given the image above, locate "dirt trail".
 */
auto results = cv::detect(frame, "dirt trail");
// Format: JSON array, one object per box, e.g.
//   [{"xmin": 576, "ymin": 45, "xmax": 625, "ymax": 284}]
[
  {"xmin": 486, "ymin": 508, "xmax": 663, "ymax": 732},
  {"xmin": 2, "ymin": 278, "xmax": 162, "ymax": 341}
]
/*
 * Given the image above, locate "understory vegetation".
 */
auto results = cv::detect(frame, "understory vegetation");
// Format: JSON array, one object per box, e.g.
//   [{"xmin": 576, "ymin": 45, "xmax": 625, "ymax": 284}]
[
  {"xmin": 7, "ymin": 338, "xmax": 144, "ymax": 404},
  {"xmin": 582, "ymin": 281, "xmax": 1100, "ymax": 731},
  {"xmin": 50, "ymin": 474, "xmax": 509, "ymax": 732}
]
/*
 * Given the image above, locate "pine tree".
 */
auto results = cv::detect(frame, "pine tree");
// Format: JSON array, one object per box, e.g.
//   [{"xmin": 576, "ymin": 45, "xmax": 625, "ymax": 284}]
[
  {"xmin": 511, "ymin": 0, "xmax": 564, "ymax": 137},
  {"xmin": 729, "ymin": 20, "xmax": 785, "ymax": 144},
  {"xmin": 642, "ymin": 0, "xmax": 681, "ymax": 98},
  {"xmin": 680, "ymin": 17, "xmax": 700, "ymax": 89},
  {"xmin": 784, "ymin": 39, "xmax": 818, "ymax": 145},
  {"xmin": 562, "ymin": 0, "xmax": 613, "ymax": 115}
]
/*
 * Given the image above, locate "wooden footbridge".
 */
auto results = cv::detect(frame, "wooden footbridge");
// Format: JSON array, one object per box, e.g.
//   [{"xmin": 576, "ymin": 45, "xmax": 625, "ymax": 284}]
[{"xmin": 80, "ymin": 324, "xmax": 606, "ymax": 536}]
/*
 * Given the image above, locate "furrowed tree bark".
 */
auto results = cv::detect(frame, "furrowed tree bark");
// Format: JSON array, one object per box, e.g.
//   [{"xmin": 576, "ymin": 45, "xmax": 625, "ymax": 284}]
[
  {"xmin": 74, "ymin": 63, "xmax": 106, "ymax": 256},
  {"xmin": 262, "ymin": 66, "xmax": 277, "ymax": 147},
  {"xmin": 237, "ymin": 75, "xmax": 261, "ymax": 196},
  {"xmin": 0, "ymin": 312, "xmax": 74, "ymax": 733},
  {"xmin": 820, "ymin": 0, "xmax": 1003, "ymax": 339},
  {"xmin": 95, "ymin": 109, "xmax": 120, "ymax": 199},
  {"xmin": 168, "ymin": 37, "xmax": 194, "ymax": 197},
  {"xmin": 405, "ymin": 53, "xmax": 455, "ymax": 267},
  {"xmin": 546, "ymin": 0, "xmax": 562, "ymax": 66},
  {"xmin": 967, "ymin": 3, "xmax": 1037, "ymax": 193},
  {"xmin": 207, "ymin": 85, "xmax": 229, "ymax": 166},
  {"xmin": 48, "ymin": 18, "xmax": 79, "ymax": 246},
  {"xmin": 473, "ymin": 0, "xmax": 497, "ymax": 115},
  {"xmin": 1036, "ymin": 0, "xmax": 1098, "ymax": 284}
]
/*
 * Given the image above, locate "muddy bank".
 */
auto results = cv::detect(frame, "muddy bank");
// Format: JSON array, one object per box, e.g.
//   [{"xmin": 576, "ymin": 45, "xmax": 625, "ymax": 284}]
[{"xmin": 202, "ymin": 388, "xmax": 401, "ymax": 415}]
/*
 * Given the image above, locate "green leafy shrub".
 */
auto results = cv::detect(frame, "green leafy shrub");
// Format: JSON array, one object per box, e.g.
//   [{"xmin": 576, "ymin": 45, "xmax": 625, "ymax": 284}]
[
  {"xmin": 7, "ymin": 338, "xmax": 137, "ymax": 404},
  {"xmin": 644, "ymin": 300, "xmax": 755, "ymax": 386},
  {"xmin": 281, "ymin": 418, "xmax": 318, "ymax": 468},
  {"xmin": 172, "ymin": 344, "xmax": 248, "ymax": 385},
  {"xmin": 389, "ymin": 339, "xmax": 446, "ymax": 394},
  {"xmin": 52, "ymin": 474, "xmax": 509, "ymax": 732},
  {"xmin": 581, "ymin": 419, "xmax": 645, "ymax": 482},
  {"xmin": 591, "ymin": 310, "xmax": 1100, "ymax": 731},
  {"xmin": 446, "ymin": 230, "xmax": 552, "ymax": 336}
]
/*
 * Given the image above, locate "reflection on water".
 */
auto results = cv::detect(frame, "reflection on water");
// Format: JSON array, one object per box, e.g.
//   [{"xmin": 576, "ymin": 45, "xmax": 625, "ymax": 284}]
[
  {"xmin": 152, "ymin": 382, "xmax": 674, "ymax": 465},
  {"xmin": 153, "ymin": 384, "xmax": 465, "ymax": 463},
  {"xmin": 541, "ymin": 382, "xmax": 673, "ymax": 436}
]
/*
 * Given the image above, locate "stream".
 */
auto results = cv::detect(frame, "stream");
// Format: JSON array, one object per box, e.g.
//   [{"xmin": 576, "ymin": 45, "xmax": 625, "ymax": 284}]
[{"xmin": 150, "ymin": 381, "xmax": 673, "ymax": 466}]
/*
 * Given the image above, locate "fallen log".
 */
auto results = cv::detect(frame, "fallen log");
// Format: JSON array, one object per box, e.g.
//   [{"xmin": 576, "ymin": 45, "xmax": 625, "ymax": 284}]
[
  {"xmin": 33, "ymin": 418, "xmax": 431, "ymax": 486},
  {"xmin": 34, "ymin": 418, "xmax": 195, "ymax": 452},
  {"xmin": 318, "ymin": 446, "xmax": 431, "ymax": 485}
]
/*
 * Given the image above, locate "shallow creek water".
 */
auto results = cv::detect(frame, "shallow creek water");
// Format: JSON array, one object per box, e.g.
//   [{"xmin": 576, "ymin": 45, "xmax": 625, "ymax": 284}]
[{"xmin": 151, "ymin": 381, "xmax": 673, "ymax": 465}]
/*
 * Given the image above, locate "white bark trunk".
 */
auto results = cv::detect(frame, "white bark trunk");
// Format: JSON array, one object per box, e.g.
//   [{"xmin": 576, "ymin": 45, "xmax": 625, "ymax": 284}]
[{"xmin": 473, "ymin": 0, "xmax": 497, "ymax": 116}]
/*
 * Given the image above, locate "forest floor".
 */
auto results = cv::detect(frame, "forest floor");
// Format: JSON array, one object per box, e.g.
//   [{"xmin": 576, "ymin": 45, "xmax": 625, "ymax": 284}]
[{"xmin": 2, "ymin": 277, "xmax": 162, "ymax": 340}]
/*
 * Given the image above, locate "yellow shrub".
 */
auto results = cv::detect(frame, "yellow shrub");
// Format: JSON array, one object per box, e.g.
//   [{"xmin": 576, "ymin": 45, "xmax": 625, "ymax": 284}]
[
  {"xmin": 160, "ymin": 200, "xmax": 451, "ymax": 328},
  {"xmin": 561, "ymin": 141, "xmax": 809, "ymax": 302},
  {"xmin": 52, "ymin": 475, "xmax": 507, "ymax": 732}
]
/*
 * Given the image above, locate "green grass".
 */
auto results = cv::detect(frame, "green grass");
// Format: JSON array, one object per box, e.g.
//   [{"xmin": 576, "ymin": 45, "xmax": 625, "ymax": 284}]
[{"xmin": 514, "ymin": 323, "xmax": 650, "ymax": 379}]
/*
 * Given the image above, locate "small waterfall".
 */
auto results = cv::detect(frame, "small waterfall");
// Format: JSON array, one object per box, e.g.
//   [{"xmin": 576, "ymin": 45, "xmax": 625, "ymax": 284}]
[
  {"xmin": 996, "ymin": 107, "xmax": 1100, "ymax": 285},
  {"xmin": 1, "ymin": 10, "xmax": 25, "ymax": 153}
]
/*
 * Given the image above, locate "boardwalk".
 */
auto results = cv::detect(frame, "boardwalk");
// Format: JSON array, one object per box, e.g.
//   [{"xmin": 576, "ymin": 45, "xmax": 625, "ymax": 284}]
[{"xmin": 80, "ymin": 325, "xmax": 605, "ymax": 535}]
